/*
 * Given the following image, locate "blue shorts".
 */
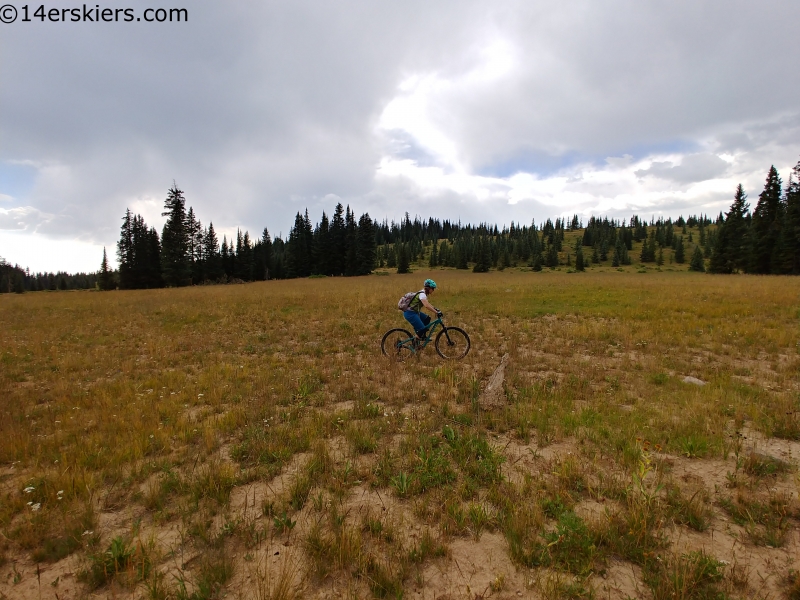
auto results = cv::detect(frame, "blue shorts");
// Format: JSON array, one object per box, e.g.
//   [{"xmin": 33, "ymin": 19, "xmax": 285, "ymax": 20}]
[{"xmin": 403, "ymin": 310, "xmax": 431, "ymax": 337}]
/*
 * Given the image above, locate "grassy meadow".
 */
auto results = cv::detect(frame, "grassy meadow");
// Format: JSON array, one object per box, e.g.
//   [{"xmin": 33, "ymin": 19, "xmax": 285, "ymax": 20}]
[{"xmin": 1, "ymin": 267, "xmax": 799, "ymax": 599}]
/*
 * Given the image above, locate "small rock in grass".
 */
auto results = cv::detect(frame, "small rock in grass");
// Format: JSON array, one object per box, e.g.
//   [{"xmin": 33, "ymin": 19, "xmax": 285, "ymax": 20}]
[{"xmin": 682, "ymin": 376, "xmax": 706, "ymax": 386}]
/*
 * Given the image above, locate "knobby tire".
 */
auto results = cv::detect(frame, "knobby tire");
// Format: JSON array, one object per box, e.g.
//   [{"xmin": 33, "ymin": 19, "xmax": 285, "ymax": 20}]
[
  {"xmin": 435, "ymin": 327, "xmax": 470, "ymax": 360},
  {"xmin": 381, "ymin": 328, "xmax": 415, "ymax": 361}
]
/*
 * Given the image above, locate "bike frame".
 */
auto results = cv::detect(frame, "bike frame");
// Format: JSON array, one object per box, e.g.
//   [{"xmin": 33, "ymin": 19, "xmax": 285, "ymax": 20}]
[{"xmin": 403, "ymin": 317, "xmax": 453, "ymax": 352}]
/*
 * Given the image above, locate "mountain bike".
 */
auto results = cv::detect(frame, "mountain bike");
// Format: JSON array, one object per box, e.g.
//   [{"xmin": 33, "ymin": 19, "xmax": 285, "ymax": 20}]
[{"xmin": 381, "ymin": 314, "xmax": 470, "ymax": 361}]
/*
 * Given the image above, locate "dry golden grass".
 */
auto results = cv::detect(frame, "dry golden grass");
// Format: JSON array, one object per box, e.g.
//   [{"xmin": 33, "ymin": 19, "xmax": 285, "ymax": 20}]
[{"xmin": 1, "ymin": 268, "xmax": 799, "ymax": 599}]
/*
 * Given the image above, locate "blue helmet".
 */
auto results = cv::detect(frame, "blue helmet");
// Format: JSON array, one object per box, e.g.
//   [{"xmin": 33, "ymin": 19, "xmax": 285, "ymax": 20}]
[{"xmin": 423, "ymin": 279, "xmax": 437, "ymax": 289}]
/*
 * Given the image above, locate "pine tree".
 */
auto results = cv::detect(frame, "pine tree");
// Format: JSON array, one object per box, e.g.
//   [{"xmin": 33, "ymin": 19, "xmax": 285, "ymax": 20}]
[
  {"xmin": 313, "ymin": 212, "xmax": 332, "ymax": 275},
  {"xmin": 689, "ymin": 245, "xmax": 705, "ymax": 272},
  {"xmin": 356, "ymin": 213, "xmax": 377, "ymax": 275},
  {"xmin": 774, "ymin": 161, "xmax": 800, "ymax": 274},
  {"xmin": 657, "ymin": 247, "xmax": 664, "ymax": 266},
  {"xmin": 455, "ymin": 240, "xmax": 468, "ymax": 269},
  {"xmin": 117, "ymin": 209, "xmax": 134, "ymax": 288},
  {"xmin": 239, "ymin": 231, "xmax": 254, "ymax": 280},
  {"xmin": 260, "ymin": 228, "xmax": 273, "ymax": 280},
  {"xmin": 160, "ymin": 183, "xmax": 191, "ymax": 287},
  {"xmin": 429, "ymin": 239, "xmax": 439, "ymax": 268},
  {"xmin": 187, "ymin": 207, "xmax": 202, "ymax": 284},
  {"xmin": 147, "ymin": 227, "xmax": 162, "ymax": 287},
  {"xmin": 546, "ymin": 244, "xmax": 559, "ymax": 268},
  {"xmin": 99, "ymin": 247, "xmax": 115, "ymax": 290},
  {"xmin": 13, "ymin": 271, "xmax": 25, "ymax": 293},
  {"xmin": 532, "ymin": 252, "xmax": 543, "ymax": 271},
  {"xmin": 344, "ymin": 207, "xmax": 359, "ymax": 276},
  {"xmin": 287, "ymin": 212, "xmax": 312, "ymax": 277},
  {"xmin": 575, "ymin": 246, "xmax": 585, "ymax": 271},
  {"xmin": 709, "ymin": 184, "xmax": 749, "ymax": 274},
  {"xmin": 750, "ymin": 166, "xmax": 783, "ymax": 273},
  {"xmin": 331, "ymin": 203, "xmax": 346, "ymax": 276},
  {"xmin": 472, "ymin": 237, "xmax": 491, "ymax": 272},
  {"xmin": 204, "ymin": 223, "xmax": 222, "ymax": 281},
  {"xmin": 674, "ymin": 236, "xmax": 685, "ymax": 263},
  {"xmin": 221, "ymin": 237, "xmax": 231, "ymax": 279},
  {"xmin": 397, "ymin": 243, "xmax": 410, "ymax": 274}
]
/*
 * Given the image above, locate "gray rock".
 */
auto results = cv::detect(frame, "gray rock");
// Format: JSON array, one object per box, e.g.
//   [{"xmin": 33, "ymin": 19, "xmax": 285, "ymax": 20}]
[
  {"xmin": 479, "ymin": 354, "xmax": 509, "ymax": 409},
  {"xmin": 682, "ymin": 376, "xmax": 706, "ymax": 386}
]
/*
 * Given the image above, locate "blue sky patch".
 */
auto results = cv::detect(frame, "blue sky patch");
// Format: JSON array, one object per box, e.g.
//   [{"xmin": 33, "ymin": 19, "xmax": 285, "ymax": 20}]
[{"xmin": 0, "ymin": 162, "xmax": 37, "ymax": 203}]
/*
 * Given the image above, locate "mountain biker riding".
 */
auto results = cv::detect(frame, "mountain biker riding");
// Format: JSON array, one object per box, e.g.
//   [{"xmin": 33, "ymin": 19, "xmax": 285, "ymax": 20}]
[{"xmin": 403, "ymin": 279, "xmax": 442, "ymax": 348}]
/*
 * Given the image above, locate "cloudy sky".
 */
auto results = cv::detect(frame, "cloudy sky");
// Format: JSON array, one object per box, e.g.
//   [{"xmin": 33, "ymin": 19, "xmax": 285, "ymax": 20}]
[{"xmin": 1, "ymin": 0, "xmax": 799, "ymax": 272}]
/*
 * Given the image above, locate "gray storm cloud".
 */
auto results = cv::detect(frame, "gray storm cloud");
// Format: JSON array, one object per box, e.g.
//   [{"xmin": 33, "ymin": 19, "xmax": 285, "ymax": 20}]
[{"xmin": 1, "ymin": 0, "xmax": 799, "ymax": 271}]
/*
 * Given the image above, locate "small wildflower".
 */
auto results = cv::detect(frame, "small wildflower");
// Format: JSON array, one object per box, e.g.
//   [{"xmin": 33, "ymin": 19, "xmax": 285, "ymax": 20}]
[
  {"xmin": 81, "ymin": 530, "xmax": 93, "ymax": 536},
  {"xmin": 31, "ymin": 503, "xmax": 41, "ymax": 511},
  {"xmin": 198, "ymin": 394, "xmax": 204, "ymax": 398},
  {"xmin": 24, "ymin": 486, "xmax": 35, "ymax": 494},
  {"xmin": 150, "ymin": 434, "xmax": 154, "ymax": 439}
]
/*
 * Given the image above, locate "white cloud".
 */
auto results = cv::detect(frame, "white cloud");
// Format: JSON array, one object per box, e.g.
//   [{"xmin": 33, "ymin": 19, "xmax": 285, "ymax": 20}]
[{"xmin": 0, "ymin": 206, "xmax": 55, "ymax": 231}]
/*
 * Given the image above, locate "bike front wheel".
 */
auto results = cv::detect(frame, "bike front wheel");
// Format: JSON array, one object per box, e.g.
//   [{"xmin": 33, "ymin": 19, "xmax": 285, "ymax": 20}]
[
  {"xmin": 381, "ymin": 328, "xmax": 415, "ymax": 361},
  {"xmin": 435, "ymin": 327, "xmax": 471, "ymax": 360}
]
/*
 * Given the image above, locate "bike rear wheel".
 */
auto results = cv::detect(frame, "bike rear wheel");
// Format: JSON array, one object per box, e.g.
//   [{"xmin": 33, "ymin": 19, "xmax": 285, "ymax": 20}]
[
  {"xmin": 435, "ymin": 327, "xmax": 470, "ymax": 360},
  {"xmin": 381, "ymin": 328, "xmax": 415, "ymax": 361}
]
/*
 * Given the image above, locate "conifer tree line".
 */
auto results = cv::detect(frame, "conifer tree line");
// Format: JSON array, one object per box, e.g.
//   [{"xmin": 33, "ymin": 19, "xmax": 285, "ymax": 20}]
[
  {"xmin": 0, "ymin": 256, "xmax": 99, "ymax": 294},
  {"xmin": 709, "ymin": 160, "xmax": 800, "ymax": 274}
]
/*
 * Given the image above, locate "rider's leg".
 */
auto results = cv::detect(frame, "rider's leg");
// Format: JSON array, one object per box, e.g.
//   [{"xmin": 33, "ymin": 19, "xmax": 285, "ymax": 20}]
[
  {"xmin": 403, "ymin": 310, "xmax": 429, "ymax": 344},
  {"xmin": 404, "ymin": 310, "xmax": 425, "ymax": 338},
  {"xmin": 418, "ymin": 313, "xmax": 431, "ymax": 338}
]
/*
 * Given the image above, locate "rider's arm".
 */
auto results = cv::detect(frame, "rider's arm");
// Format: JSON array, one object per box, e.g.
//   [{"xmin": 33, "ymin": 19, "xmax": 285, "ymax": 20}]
[{"xmin": 421, "ymin": 297, "xmax": 438, "ymax": 314}]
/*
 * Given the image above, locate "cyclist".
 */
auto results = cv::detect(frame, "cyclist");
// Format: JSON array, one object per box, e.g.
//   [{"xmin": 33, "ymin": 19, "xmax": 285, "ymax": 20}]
[{"xmin": 403, "ymin": 279, "xmax": 442, "ymax": 348}]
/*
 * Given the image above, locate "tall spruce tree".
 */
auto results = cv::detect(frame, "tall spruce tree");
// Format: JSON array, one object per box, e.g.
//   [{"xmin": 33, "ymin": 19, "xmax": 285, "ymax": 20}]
[
  {"xmin": 147, "ymin": 227, "xmax": 162, "ymax": 287},
  {"xmin": 356, "ymin": 213, "xmax": 377, "ymax": 275},
  {"xmin": 259, "ymin": 228, "xmax": 273, "ymax": 280},
  {"xmin": 160, "ymin": 183, "xmax": 191, "ymax": 286},
  {"xmin": 774, "ymin": 161, "xmax": 800, "ymax": 274},
  {"xmin": 429, "ymin": 239, "xmax": 439, "ymax": 267},
  {"xmin": 313, "ymin": 212, "xmax": 332, "ymax": 275},
  {"xmin": 204, "ymin": 223, "xmax": 222, "ymax": 281},
  {"xmin": 331, "ymin": 203, "xmax": 346, "ymax": 276},
  {"xmin": 709, "ymin": 184, "xmax": 750, "ymax": 274},
  {"xmin": 750, "ymin": 166, "xmax": 783, "ymax": 273},
  {"xmin": 287, "ymin": 212, "xmax": 313, "ymax": 277},
  {"xmin": 187, "ymin": 207, "xmax": 204, "ymax": 284},
  {"xmin": 117, "ymin": 209, "xmax": 135, "ymax": 289},
  {"xmin": 472, "ymin": 237, "xmax": 491, "ymax": 272},
  {"xmin": 396, "ymin": 243, "xmax": 410, "ymax": 274},
  {"xmin": 344, "ymin": 207, "xmax": 359, "ymax": 276},
  {"xmin": 99, "ymin": 247, "xmax": 115, "ymax": 290}
]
